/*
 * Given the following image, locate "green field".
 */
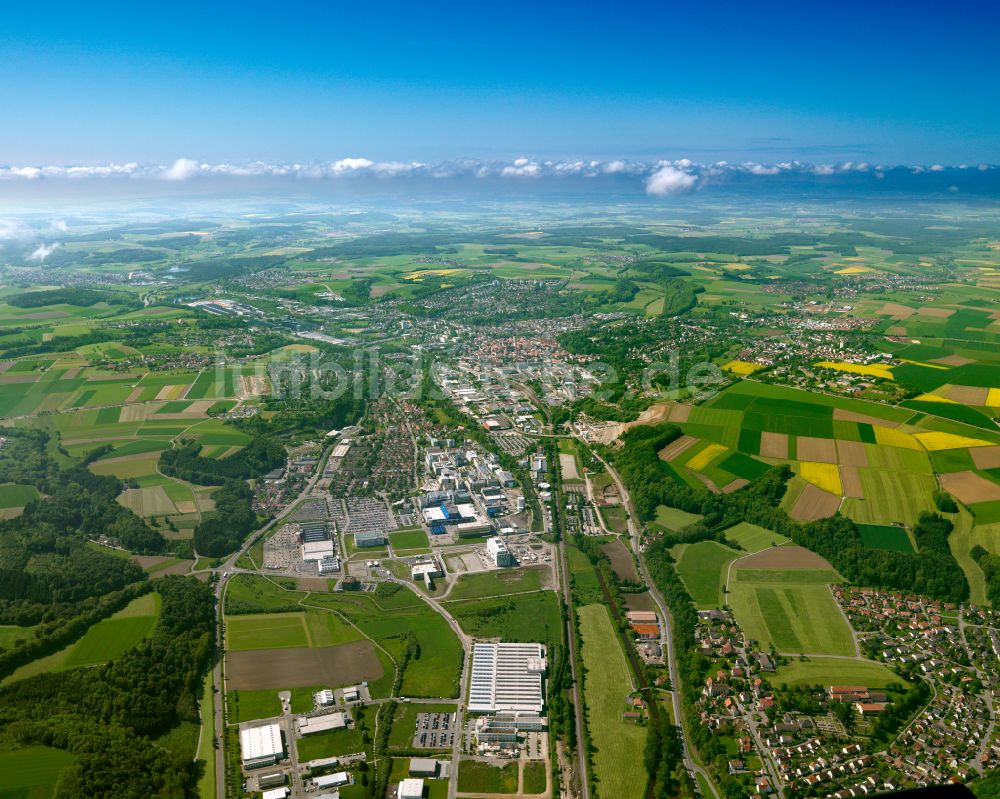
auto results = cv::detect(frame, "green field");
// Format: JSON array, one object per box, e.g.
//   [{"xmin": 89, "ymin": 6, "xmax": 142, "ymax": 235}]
[
  {"xmin": 447, "ymin": 591, "xmax": 562, "ymax": 651},
  {"xmin": 446, "ymin": 565, "xmax": 547, "ymax": 600},
  {"xmin": 0, "ymin": 746, "xmax": 74, "ymax": 799},
  {"xmin": 577, "ymin": 605, "xmax": 648, "ymax": 799},
  {"xmin": 388, "ymin": 528, "xmax": 430, "ymax": 550},
  {"xmin": 650, "ymin": 504, "xmax": 703, "ymax": 531},
  {"xmin": 723, "ymin": 522, "xmax": 790, "ymax": 552},
  {"xmin": 0, "ymin": 483, "xmax": 40, "ymax": 508},
  {"xmin": 60, "ymin": 592, "xmax": 161, "ymax": 669},
  {"xmin": 226, "ymin": 612, "xmax": 309, "ymax": 650},
  {"xmin": 0, "ymin": 623, "xmax": 36, "ymax": 650},
  {"xmin": 857, "ymin": 523, "xmax": 915, "ymax": 553},
  {"xmin": 457, "ymin": 761, "xmax": 520, "ymax": 794},
  {"xmin": 296, "ymin": 727, "xmax": 366, "ymax": 762},
  {"xmin": 774, "ymin": 657, "xmax": 906, "ymax": 688},
  {"xmin": 523, "ymin": 761, "xmax": 547, "ymax": 795},
  {"xmin": 729, "ymin": 571, "xmax": 855, "ymax": 656},
  {"xmin": 304, "ymin": 589, "xmax": 462, "ymax": 698},
  {"xmin": 672, "ymin": 540, "xmax": 739, "ymax": 609}
]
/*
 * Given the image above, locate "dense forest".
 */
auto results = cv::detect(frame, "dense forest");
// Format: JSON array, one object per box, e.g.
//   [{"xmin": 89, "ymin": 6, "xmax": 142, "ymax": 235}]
[
  {"xmin": 159, "ymin": 435, "xmax": 285, "ymax": 485},
  {"xmin": 5, "ymin": 287, "xmax": 140, "ymax": 309},
  {"xmin": 0, "ymin": 577, "xmax": 216, "ymax": 798},
  {"xmin": 192, "ymin": 478, "xmax": 258, "ymax": 556},
  {"xmin": 608, "ymin": 423, "xmax": 969, "ymax": 603}
]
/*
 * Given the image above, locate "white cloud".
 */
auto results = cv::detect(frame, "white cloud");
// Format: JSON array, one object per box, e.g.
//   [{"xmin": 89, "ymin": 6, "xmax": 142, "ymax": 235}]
[
  {"xmin": 29, "ymin": 242, "xmax": 60, "ymax": 262},
  {"xmin": 645, "ymin": 165, "xmax": 697, "ymax": 196},
  {"xmin": 161, "ymin": 158, "xmax": 201, "ymax": 181},
  {"xmin": 51, "ymin": 219, "xmax": 68, "ymax": 233},
  {"xmin": 330, "ymin": 158, "xmax": 374, "ymax": 174}
]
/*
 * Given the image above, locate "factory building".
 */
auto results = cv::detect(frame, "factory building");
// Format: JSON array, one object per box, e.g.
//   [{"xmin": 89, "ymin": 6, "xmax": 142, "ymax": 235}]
[
  {"xmin": 475, "ymin": 712, "xmax": 546, "ymax": 743},
  {"xmin": 409, "ymin": 758, "xmax": 439, "ymax": 777},
  {"xmin": 468, "ymin": 641, "xmax": 547, "ymax": 714},
  {"xmin": 354, "ymin": 530, "xmax": 388, "ymax": 548},
  {"xmin": 240, "ymin": 723, "xmax": 284, "ymax": 769},
  {"xmin": 487, "ymin": 536, "xmax": 517, "ymax": 568},
  {"xmin": 298, "ymin": 711, "xmax": 349, "ymax": 735}
]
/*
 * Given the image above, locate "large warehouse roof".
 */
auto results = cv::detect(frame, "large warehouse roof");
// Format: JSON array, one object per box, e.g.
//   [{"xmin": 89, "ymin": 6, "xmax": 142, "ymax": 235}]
[
  {"xmin": 468, "ymin": 641, "xmax": 546, "ymax": 714},
  {"xmin": 240, "ymin": 723, "xmax": 283, "ymax": 764}
]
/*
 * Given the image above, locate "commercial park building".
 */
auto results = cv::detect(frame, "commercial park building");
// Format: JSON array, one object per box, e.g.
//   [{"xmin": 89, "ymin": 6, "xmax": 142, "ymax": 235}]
[
  {"xmin": 468, "ymin": 641, "xmax": 546, "ymax": 714},
  {"xmin": 240, "ymin": 723, "xmax": 285, "ymax": 769}
]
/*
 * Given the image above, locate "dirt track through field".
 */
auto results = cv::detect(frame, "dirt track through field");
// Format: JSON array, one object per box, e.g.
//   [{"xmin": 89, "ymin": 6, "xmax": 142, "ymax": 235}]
[{"xmin": 226, "ymin": 640, "xmax": 383, "ymax": 690}]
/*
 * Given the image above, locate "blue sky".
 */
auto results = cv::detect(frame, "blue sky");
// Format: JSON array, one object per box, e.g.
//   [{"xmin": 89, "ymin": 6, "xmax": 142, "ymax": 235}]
[{"xmin": 1, "ymin": 0, "xmax": 998, "ymax": 166}]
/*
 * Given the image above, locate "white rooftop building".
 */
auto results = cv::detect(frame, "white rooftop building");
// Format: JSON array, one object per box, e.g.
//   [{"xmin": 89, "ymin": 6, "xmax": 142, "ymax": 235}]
[
  {"xmin": 487, "ymin": 536, "xmax": 517, "ymax": 568},
  {"xmin": 240, "ymin": 723, "xmax": 284, "ymax": 769},
  {"xmin": 398, "ymin": 778, "xmax": 425, "ymax": 799},
  {"xmin": 468, "ymin": 641, "xmax": 546, "ymax": 714}
]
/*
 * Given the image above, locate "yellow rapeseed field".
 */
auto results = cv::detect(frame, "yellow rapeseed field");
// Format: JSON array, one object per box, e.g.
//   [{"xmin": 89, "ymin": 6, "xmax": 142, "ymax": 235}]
[
  {"xmin": 815, "ymin": 361, "xmax": 894, "ymax": 380},
  {"xmin": 913, "ymin": 393, "xmax": 958, "ymax": 404},
  {"xmin": 799, "ymin": 461, "xmax": 843, "ymax": 495},
  {"xmin": 722, "ymin": 360, "xmax": 759, "ymax": 375},
  {"xmin": 914, "ymin": 431, "xmax": 994, "ymax": 451},
  {"xmin": 686, "ymin": 443, "xmax": 728, "ymax": 472},
  {"xmin": 834, "ymin": 266, "xmax": 875, "ymax": 275},
  {"xmin": 986, "ymin": 388, "xmax": 1000, "ymax": 408},
  {"xmin": 873, "ymin": 426, "xmax": 923, "ymax": 450}
]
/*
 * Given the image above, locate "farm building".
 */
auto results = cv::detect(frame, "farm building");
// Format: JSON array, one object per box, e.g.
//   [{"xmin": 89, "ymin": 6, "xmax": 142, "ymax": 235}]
[
  {"xmin": 397, "ymin": 778, "xmax": 425, "ymax": 799},
  {"xmin": 469, "ymin": 641, "xmax": 546, "ymax": 714},
  {"xmin": 486, "ymin": 536, "xmax": 517, "ymax": 567},
  {"xmin": 240, "ymin": 723, "xmax": 284, "ymax": 769},
  {"xmin": 354, "ymin": 530, "xmax": 388, "ymax": 548}
]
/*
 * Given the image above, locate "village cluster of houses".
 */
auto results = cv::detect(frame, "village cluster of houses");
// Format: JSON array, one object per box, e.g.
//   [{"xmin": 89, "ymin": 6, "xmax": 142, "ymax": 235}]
[
  {"xmin": 838, "ymin": 588, "xmax": 1000, "ymax": 785},
  {"xmin": 691, "ymin": 588, "xmax": 1000, "ymax": 798}
]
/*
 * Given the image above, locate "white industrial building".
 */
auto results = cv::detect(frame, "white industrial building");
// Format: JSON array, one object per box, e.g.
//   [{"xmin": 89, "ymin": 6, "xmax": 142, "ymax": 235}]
[
  {"xmin": 298, "ymin": 711, "xmax": 349, "ymax": 735},
  {"xmin": 240, "ymin": 723, "xmax": 284, "ymax": 769},
  {"xmin": 313, "ymin": 772, "xmax": 351, "ymax": 789},
  {"xmin": 302, "ymin": 540, "xmax": 336, "ymax": 562},
  {"xmin": 262, "ymin": 789, "xmax": 288, "ymax": 799},
  {"xmin": 486, "ymin": 536, "xmax": 517, "ymax": 567},
  {"xmin": 397, "ymin": 777, "xmax": 425, "ymax": 799},
  {"xmin": 468, "ymin": 641, "xmax": 547, "ymax": 714},
  {"xmin": 315, "ymin": 688, "xmax": 335, "ymax": 706}
]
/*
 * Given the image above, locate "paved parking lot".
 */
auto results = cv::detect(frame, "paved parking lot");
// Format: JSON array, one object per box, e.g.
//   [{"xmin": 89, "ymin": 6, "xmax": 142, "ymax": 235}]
[{"xmin": 413, "ymin": 712, "xmax": 456, "ymax": 749}]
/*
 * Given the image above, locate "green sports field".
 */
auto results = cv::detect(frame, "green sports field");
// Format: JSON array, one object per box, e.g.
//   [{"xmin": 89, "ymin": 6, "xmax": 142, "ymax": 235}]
[
  {"xmin": 729, "ymin": 571, "xmax": 855, "ymax": 656},
  {"xmin": 577, "ymin": 605, "xmax": 647, "ymax": 799}
]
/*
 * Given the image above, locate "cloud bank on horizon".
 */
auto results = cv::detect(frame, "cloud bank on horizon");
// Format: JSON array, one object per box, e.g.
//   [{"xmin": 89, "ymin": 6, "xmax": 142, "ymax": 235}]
[{"xmin": 0, "ymin": 156, "xmax": 995, "ymax": 196}]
